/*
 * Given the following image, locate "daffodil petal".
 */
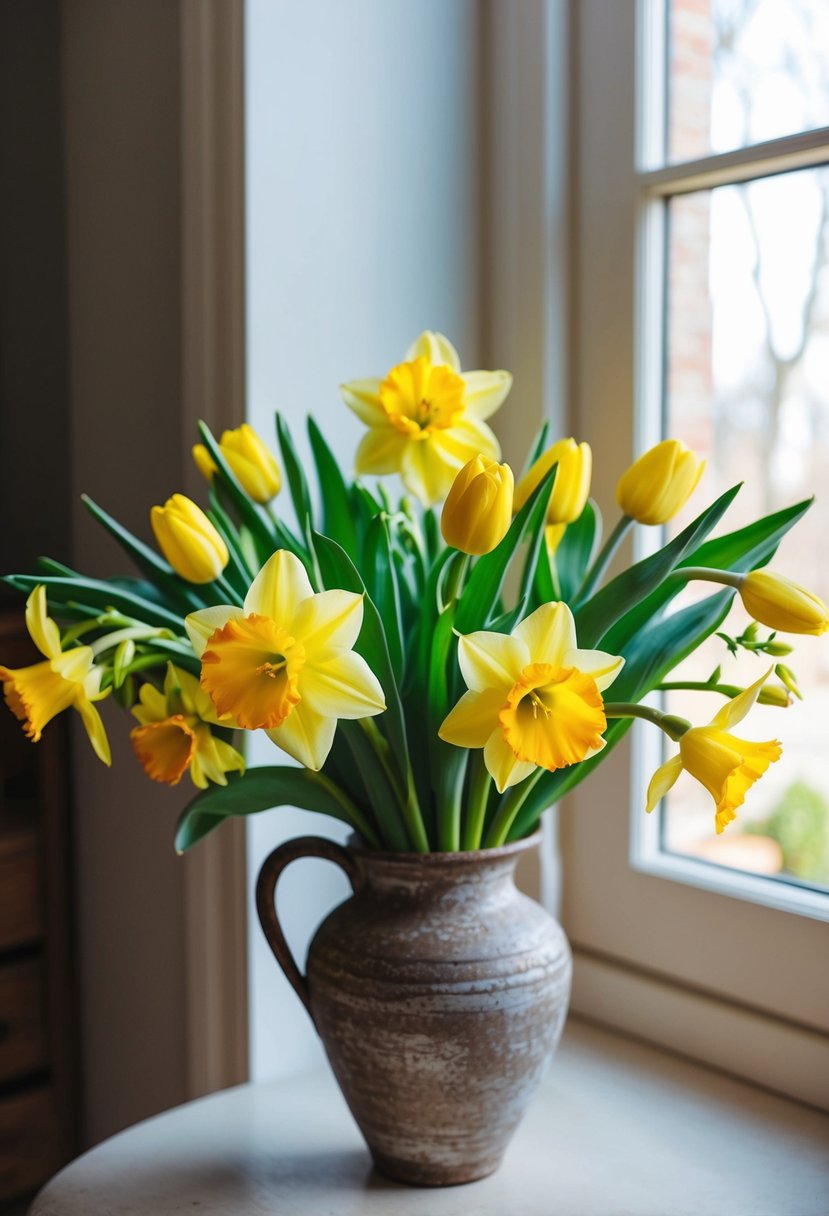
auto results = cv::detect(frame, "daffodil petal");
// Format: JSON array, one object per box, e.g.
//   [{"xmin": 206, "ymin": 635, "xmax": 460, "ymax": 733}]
[
  {"xmin": 354, "ymin": 426, "xmax": 409, "ymax": 476},
  {"xmin": 266, "ymin": 702, "xmax": 336, "ymax": 771},
  {"xmin": 340, "ymin": 378, "xmax": 385, "ymax": 425},
  {"xmin": 514, "ymin": 602, "xmax": 577, "ymax": 668},
  {"xmin": 484, "ymin": 730, "xmax": 536, "ymax": 793},
  {"xmin": 131, "ymin": 682, "xmax": 169, "ymax": 724},
  {"xmin": 51, "ymin": 646, "xmax": 95, "ymax": 684},
  {"xmin": 430, "ymin": 417, "xmax": 501, "ymax": 466},
  {"xmin": 26, "ymin": 587, "xmax": 62, "ymax": 661},
  {"xmin": 405, "ymin": 330, "xmax": 461, "ymax": 372},
  {"xmin": 400, "ymin": 441, "xmax": 455, "ymax": 505},
  {"xmin": 184, "ymin": 605, "xmax": 240, "ymax": 658},
  {"xmin": 710, "ymin": 667, "xmax": 774, "ymax": 731},
  {"xmin": 646, "ymin": 753, "xmax": 683, "ymax": 812},
  {"xmin": 460, "ymin": 370, "xmax": 513, "ymax": 420},
  {"xmin": 244, "ymin": 550, "xmax": 314, "ymax": 620},
  {"xmin": 291, "ymin": 590, "xmax": 364, "ymax": 660},
  {"xmin": 300, "ymin": 651, "xmax": 385, "ymax": 720},
  {"xmin": 564, "ymin": 648, "xmax": 625, "ymax": 692},
  {"xmin": 458, "ymin": 631, "xmax": 528, "ymax": 693},
  {"xmin": 76, "ymin": 697, "xmax": 111, "ymax": 766},
  {"xmin": 439, "ymin": 688, "xmax": 506, "ymax": 748}
]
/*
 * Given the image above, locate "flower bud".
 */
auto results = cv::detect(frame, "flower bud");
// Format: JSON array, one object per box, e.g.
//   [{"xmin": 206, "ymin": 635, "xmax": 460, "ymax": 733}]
[
  {"xmin": 151, "ymin": 494, "xmax": 229, "ymax": 584},
  {"xmin": 441, "ymin": 456, "xmax": 514, "ymax": 556},
  {"xmin": 774, "ymin": 663, "xmax": 802, "ymax": 700},
  {"xmin": 739, "ymin": 571, "xmax": 828, "ymax": 637},
  {"xmin": 758, "ymin": 684, "xmax": 791, "ymax": 708},
  {"xmin": 616, "ymin": 439, "xmax": 705, "ymax": 525},
  {"xmin": 193, "ymin": 424, "xmax": 281, "ymax": 504},
  {"xmin": 514, "ymin": 438, "xmax": 592, "ymax": 525}
]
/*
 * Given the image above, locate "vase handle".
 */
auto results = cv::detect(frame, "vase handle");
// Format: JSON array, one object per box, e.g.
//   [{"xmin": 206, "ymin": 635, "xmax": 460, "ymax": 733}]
[{"xmin": 255, "ymin": 835, "xmax": 360, "ymax": 1027}]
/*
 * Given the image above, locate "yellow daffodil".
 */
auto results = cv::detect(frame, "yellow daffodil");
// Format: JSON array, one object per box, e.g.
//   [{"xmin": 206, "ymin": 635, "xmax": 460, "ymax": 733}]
[
  {"xmin": 646, "ymin": 671, "xmax": 781, "ymax": 834},
  {"xmin": 616, "ymin": 439, "xmax": 705, "ymax": 525},
  {"xmin": 441, "ymin": 456, "xmax": 514, "ymax": 555},
  {"xmin": 193, "ymin": 423, "xmax": 281, "ymax": 504},
  {"xmin": 341, "ymin": 330, "xmax": 512, "ymax": 506},
  {"xmin": 130, "ymin": 662, "xmax": 245, "ymax": 788},
  {"xmin": 514, "ymin": 438, "xmax": 592, "ymax": 525},
  {"xmin": 151, "ymin": 494, "xmax": 229, "ymax": 584},
  {"xmin": 439, "ymin": 601, "xmax": 623, "ymax": 792},
  {"xmin": 184, "ymin": 550, "xmax": 386, "ymax": 770},
  {"xmin": 0, "ymin": 586, "xmax": 111, "ymax": 764},
  {"xmin": 738, "ymin": 570, "xmax": 828, "ymax": 636}
]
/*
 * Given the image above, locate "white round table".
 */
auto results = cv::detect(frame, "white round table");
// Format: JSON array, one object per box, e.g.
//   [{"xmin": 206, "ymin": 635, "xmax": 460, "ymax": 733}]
[{"xmin": 30, "ymin": 1022, "xmax": 829, "ymax": 1215}]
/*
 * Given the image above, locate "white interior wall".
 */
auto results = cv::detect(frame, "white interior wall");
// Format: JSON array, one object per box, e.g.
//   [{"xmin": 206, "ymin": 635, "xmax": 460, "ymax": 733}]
[{"xmin": 245, "ymin": 0, "xmax": 483, "ymax": 1081}]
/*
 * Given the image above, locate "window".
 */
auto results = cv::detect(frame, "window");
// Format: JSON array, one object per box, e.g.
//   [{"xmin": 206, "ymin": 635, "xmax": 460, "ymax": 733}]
[{"xmin": 564, "ymin": 0, "xmax": 829, "ymax": 1103}]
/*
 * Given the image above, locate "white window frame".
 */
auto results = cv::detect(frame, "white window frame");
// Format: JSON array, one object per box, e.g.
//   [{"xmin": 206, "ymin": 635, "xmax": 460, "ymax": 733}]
[{"xmin": 562, "ymin": 0, "xmax": 829, "ymax": 1109}]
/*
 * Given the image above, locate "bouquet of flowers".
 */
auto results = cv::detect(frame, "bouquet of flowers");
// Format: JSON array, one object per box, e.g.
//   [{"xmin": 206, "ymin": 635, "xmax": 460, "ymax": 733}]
[{"xmin": 2, "ymin": 331, "xmax": 826, "ymax": 855}]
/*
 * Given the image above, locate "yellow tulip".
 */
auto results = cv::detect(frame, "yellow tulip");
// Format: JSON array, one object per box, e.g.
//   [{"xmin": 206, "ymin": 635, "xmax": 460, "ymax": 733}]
[
  {"xmin": 0, "ymin": 586, "xmax": 111, "ymax": 764},
  {"xmin": 185, "ymin": 550, "xmax": 386, "ymax": 771},
  {"xmin": 439, "ymin": 601, "xmax": 623, "ymax": 792},
  {"xmin": 441, "ymin": 456, "xmax": 514, "ymax": 555},
  {"xmin": 739, "ymin": 570, "xmax": 828, "ymax": 636},
  {"xmin": 616, "ymin": 439, "xmax": 705, "ymax": 525},
  {"xmin": 341, "ymin": 331, "xmax": 512, "ymax": 506},
  {"xmin": 130, "ymin": 663, "xmax": 244, "ymax": 789},
  {"xmin": 151, "ymin": 494, "xmax": 229, "ymax": 584},
  {"xmin": 193, "ymin": 423, "xmax": 281, "ymax": 504},
  {"xmin": 646, "ymin": 671, "xmax": 781, "ymax": 834},
  {"xmin": 513, "ymin": 438, "xmax": 592, "ymax": 525}
]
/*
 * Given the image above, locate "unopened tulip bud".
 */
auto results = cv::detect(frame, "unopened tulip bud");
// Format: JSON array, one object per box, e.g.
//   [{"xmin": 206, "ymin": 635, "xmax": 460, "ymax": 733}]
[
  {"xmin": 151, "ymin": 494, "xmax": 229, "ymax": 584},
  {"xmin": 739, "ymin": 571, "xmax": 828, "ymax": 637},
  {"xmin": 514, "ymin": 438, "xmax": 592, "ymax": 525},
  {"xmin": 616, "ymin": 439, "xmax": 705, "ymax": 526},
  {"xmin": 193, "ymin": 424, "xmax": 281, "ymax": 504},
  {"xmin": 441, "ymin": 456, "xmax": 514, "ymax": 556}
]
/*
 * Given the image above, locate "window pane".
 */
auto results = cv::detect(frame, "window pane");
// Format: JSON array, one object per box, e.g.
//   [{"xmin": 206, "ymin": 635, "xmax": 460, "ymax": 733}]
[
  {"xmin": 663, "ymin": 165, "xmax": 829, "ymax": 890},
  {"xmin": 669, "ymin": 0, "xmax": 829, "ymax": 164}
]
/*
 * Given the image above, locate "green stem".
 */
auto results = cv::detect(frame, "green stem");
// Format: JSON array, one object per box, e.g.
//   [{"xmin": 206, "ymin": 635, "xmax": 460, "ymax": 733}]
[
  {"xmin": 577, "ymin": 514, "xmax": 633, "ymax": 602},
  {"xmin": 341, "ymin": 723, "xmax": 408, "ymax": 850},
  {"xmin": 308, "ymin": 771, "xmax": 382, "ymax": 850},
  {"xmin": 667, "ymin": 565, "xmax": 743, "ymax": 589},
  {"xmin": 437, "ymin": 751, "xmax": 468, "ymax": 853},
  {"xmin": 462, "ymin": 753, "xmax": 492, "ymax": 851},
  {"xmin": 603, "ymin": 701, "xmax": 690, "ymax": 742},
  {"xmin": 358, "ymin": 719, "xmax": 431, "ymax": 851},
  {"xmin": 90, "ymin": 625, "xmax": 170, "ymax": 657},
  {"xmin": 483, "ymin": 769, "xmax": 544, "ymax": 849},
  {"xmin": 659, "ymin": 680, "xmax": 742, "ymax": 697},
  {"xmin": 549, "ymin": 553, "xmax": 562, "ymax": 600},
  {"xmin": 215, "ymin": 574, "xmax": 245, "ymax": 607},
  {"xmin": 441, "ymin": 551, "xmax": 470, "ymax": 608}
]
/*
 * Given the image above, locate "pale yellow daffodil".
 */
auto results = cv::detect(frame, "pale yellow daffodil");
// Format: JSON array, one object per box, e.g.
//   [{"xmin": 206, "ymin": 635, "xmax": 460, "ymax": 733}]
[
  {"xmin": 646, "ymin": 671, "xmax": 782, "ymax": 834},
  {"xmin": 0, "ymin": 586, "xmax": 111, "ymax": 764},
  {"xmin": 439, "ymin": 602, "xmax": 624, "ymax": 792},
  {"xmin": 341, "ymin": 331, "xmax": 512, "ymax": 506},
  {"xmin": 185, "ymin": 550, "xmax": 386, "ymax": 770},
  {"xmin": 130, "ymin": 662, "xmax": 245, "ymax": 789}
]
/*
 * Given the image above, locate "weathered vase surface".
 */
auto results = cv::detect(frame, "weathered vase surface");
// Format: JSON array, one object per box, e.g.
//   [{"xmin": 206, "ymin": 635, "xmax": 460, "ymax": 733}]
[{"xmin": 259, "ymin": 832, "xmax": 571, "ymax": 1187}]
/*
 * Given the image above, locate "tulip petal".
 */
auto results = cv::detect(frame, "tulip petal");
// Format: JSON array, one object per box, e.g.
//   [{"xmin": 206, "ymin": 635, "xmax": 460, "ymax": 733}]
[
  {"xmin": 710, "ymin": 668, "xmax": 773, "ymax": 731},
  {"xmin": 458, "ymin": 631, "xmax": 527, "ymax": 693},
  {"xmin": 439, "ymin": 688, "xmax": 506, "ymax": 748},
  {"xmin": 460, "ymin": 370, "xmax": 513, "ymax": 420},
  {"xmin": 76, "ymin": 697, "xmax": 111, "ymax": 766},
  {"xmin": 340, "ymin": 378, "xmax": 385, "ymax": 425},
  {"xmin": 266, "ymin": 702, "xmax": 336, "ymax": 771},
  {"xmin": 354, "ymin": 426, "xmax": 409, "ymax": 476},
  {"xmin": 244, "ymin": 550, "xmax": 314, "ymax": 621},
  {"xmin": 514, "ymin": 602, "xmax": 577, "ymax": 668},
  {"xmin": 484, "ymin": 729, "xmax": 536, "ymax": 793},
  {"xmin": 405, "ymin": 330, "xmax": 461, "ymax": 372},
  {"xmin": 645, "ymin": 753, "xmax": 683, "ymax": 812},
  {"xmin": 300, "ymin": 651, "xmax": 385, "ymax": 720},
  {"xmin": 291, "ymin": 590, "xmax": 364, "ymax": 660},
  {"xmin": 564, "ymin": 648, "xmax": 625, "ymax": 692},
  {"xmin": 185, "ymin": 606, "xmax": 241, "ymax": 658},
  {"xmin": 26, "ymin": 586, "xmax": 62, "ymax": 661}
]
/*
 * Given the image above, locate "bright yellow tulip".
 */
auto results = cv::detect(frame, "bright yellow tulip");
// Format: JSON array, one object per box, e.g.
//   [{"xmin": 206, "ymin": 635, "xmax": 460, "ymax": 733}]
[
  {"xmin": 0, "ymin": 586, "xmax": 110, "ymax": 763},
  {"xmin": 513, "ymin": 438, "xmax": 592, "ymax": 525},
  {"xmin": 441, "ymin": 456, "xmax": 514, "ymax": 555},
  {"xmin": 646, "ymin": 671, "xmax": 781, "ymax": 834},
  {"xmin": 151, "ymin": 494, "xmax": 229, "ymax": 585},
  {"xmin": 193, "ymin": 423, "xmax": 281, "ymax": 504},
  {"xmin": 439, "ymin": 601, "xmax": 623, "ymax": 792},
  {"xmin": 130, "ymin": 662, "xmax": 245, "ymax": 789},
  {"xmin": 616, "ymin": 439, "xmax": 705, "ymax": 525},
  {"xmin": 739, "ymin": 570, "xmax": 828, "ymax": 636},
  {"xmin": 341, "ymin": 331, "xmax": 512, "ymax": 506},
  {"xmin": 185, "ymin": 550, "xmax": 386, "ymax": 771}
]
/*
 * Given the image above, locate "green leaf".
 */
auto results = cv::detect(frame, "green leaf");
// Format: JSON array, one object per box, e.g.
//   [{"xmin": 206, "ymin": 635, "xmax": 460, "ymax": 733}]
[
  {"xmin": 575, "ymin": 483, "xmax": 741, "ymax": 647},
  {"xmin": 307, "ymin": 417, "xmax": 359, "ymax": 558},
  {"xmin": 522, "ymin": 420, "xmax": 550, "ymax": 476},
  {"xmin": 555, "ymin": 500, "xmax": 601, "ymax": 602},
  {"xmin": 5, "ymin": 574, "xmax": 185, "ymax": 632},
  {"xmin": 363, "ymin": 515, "xmax": 404, "ymax": 684},
  {"xmin": 175, "ymin": 767, "xmax": 353, "ymax": 851},
  {"xmin": 276, "ymin": 413, "xmax": 314, "ymax": 540}
]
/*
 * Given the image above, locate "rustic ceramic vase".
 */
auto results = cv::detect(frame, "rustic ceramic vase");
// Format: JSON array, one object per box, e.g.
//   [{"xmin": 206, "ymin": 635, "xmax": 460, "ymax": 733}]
[{"xmin": 256, "ymin": 831, "xmax": 572, "ymax": 1187}]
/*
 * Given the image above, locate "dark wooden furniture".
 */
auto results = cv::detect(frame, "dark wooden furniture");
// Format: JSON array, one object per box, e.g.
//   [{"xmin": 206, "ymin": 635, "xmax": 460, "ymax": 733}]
[{"xmin": 0, "ymin": 612, "xmax": 76, "ymax": 1205}]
